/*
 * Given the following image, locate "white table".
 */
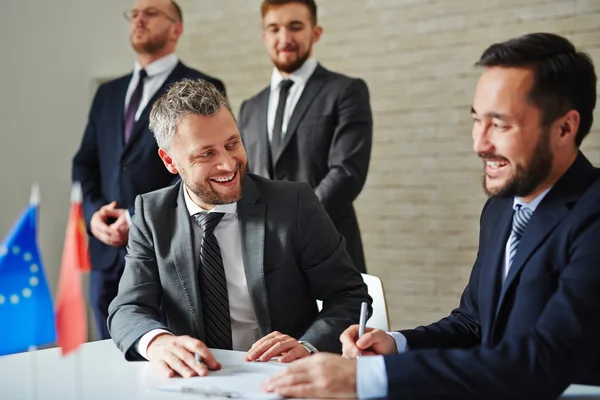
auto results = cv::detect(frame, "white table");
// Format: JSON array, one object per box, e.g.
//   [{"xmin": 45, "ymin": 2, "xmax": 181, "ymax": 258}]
[{"xmin": 0, "ymin": 340, "xmax": 598, "ymax": 399}]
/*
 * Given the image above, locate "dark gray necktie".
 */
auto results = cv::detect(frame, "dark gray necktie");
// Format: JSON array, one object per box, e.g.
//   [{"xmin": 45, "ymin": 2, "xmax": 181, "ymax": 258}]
[
  {"xmin": 271, "ymin": 79, "xmax": 294, "ymax": 160},
  {"xmin": 124, "ymin": 69, "xmax": 147, "ymax": 143},
  {"xmin": 193, "ymin": 212, "xmax": 232, "ymax": 350}
]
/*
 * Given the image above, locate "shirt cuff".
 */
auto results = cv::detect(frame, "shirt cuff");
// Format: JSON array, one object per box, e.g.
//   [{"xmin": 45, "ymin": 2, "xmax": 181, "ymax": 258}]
[
  {"xmin": 388, "ymin": 332, "xmax": 409, "ymax": 353},
  {"xmin": 357, "ymin": 355, "xmax": 388, "ymax": 399},
  {"xmin": 137, "ymin": 329, "xmax": 173, "ymax": 360},
  {"xmin": 125, "ymin": 210, "xmax": 132, "ymax": 227}
]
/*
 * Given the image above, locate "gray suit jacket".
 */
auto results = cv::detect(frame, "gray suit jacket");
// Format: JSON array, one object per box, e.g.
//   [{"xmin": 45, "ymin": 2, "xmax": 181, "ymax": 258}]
[
  {"xmin": 108, "ymin": 174, "xmax": 371, "ymax": 360},
  {"xmin": 238, "ymin": 64, "xmax": 373, "ymax": 273}
]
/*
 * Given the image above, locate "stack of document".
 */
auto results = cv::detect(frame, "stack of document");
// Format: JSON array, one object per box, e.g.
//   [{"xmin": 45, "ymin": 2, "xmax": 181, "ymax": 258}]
[{"xmin": 158, "ymin": 361, "xmax": 286, "ymax": 399}]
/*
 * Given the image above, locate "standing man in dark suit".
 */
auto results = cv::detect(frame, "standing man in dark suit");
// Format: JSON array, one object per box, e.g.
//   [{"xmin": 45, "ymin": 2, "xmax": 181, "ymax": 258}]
[
  {"xmin": 107, "ymin": 79, "xmax": 370, "ymax": 378},
  {"xmin": 238, "ymin": 0, "xmax": 372, "ymax": 273},
  {"xmin": 265, "ymin": 33, "xmax": 600, "ymax": 399},
  {"xmin": 72, "ymin": 0, "xmax": 226, "ymax": 340}
]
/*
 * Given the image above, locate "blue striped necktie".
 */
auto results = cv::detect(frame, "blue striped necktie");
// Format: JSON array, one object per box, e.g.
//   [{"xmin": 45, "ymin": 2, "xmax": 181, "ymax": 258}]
[
  {"xmin": 194, "ymin": 212, "xmax": 232, "ymax": 350},
  {"xmin": 507, "ymin": 205, "xmax": 533, "ymax": 276}
]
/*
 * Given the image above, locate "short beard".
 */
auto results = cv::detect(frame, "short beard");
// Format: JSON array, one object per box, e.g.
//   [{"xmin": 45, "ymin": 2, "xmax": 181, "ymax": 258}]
[
  {"xmin": 483, "ymin": 127, "xmax": 553, "ymax": 198},
  {"xmin": 273, "ymin": 46, "xmax": 311, "ymax": 74},
  {"xmin": 131, "ymin": 33, "xmax": 169, "ymax": 55},
  {"xmin": 189, "ymin": 162, "xmax": 247, "ymax": 205}
]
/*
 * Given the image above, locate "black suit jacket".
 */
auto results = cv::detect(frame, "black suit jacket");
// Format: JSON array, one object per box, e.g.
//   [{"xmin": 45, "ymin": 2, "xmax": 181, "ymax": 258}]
[
  {"xmin": 384, "ymin": 153, "xmax": 600, "ymax": 399},
  {"xmin": 107, "ymin": 174, "xmax": 371, "ymax": 360},
  {"xmin": 72, "ymin": 61, "xmax": 225, "ymax": 271},
  {"xmin": 238, "ymin": 64, "xmax": 372, "ymax": 273}
]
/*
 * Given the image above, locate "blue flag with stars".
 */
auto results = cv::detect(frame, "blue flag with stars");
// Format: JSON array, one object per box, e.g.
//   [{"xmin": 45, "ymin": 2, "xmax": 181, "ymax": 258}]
[{"xmin": 0, "ymin": 204, "xmax": 56, "ymax": 356}]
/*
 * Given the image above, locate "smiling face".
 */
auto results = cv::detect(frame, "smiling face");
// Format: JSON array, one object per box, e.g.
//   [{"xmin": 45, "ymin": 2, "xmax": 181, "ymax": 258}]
[
  {"xmin": 262, "ymin": 2, "xmax": 322, "ymax": 75},
  {"xmin": 158, "ymin": 108, "xmax": 247, "ymax": 210},
  {"xmin": 471, "ymin": 66, "xmax": 559, "ymax": 200}
]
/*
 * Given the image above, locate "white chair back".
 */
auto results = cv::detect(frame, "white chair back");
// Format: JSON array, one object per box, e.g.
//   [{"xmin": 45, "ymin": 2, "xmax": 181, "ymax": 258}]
[
  {"xmin": 316, "ymin": 273, "xmax": 390, "ymax": 331},
  {"xmin": 360, "ymin": 273, "xmax": 390, "ymax": 331}
]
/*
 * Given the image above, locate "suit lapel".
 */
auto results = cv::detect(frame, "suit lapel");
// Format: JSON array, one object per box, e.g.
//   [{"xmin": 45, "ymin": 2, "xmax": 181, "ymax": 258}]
[
  {"xmin": 479, "ymin": 200, "xmax": 513, "ymax": 341},
  {"xmin": 274, "ymin": 65, "xmax": 328, "ymax": 164},
  {"xmin": 114, "ymin": 76, "xmax": 130, "ymax": 154},
  {"xmin": 494, "ymin": 153, "xmax": 599, "ymax": 320},
  {"xmin": 123, "ymin": 62, "xmax": 188, "ymax": 155},
  {"xmin": 237, "ymin": 176, "xmax": 272, "ymax": 336},
  {"xmin": 171, "ymin": 183, "xmax": 206, "ymax": 340},
  {"xmin": 255, "ymin": 89, "xmax": 272, "ymax": 178}
]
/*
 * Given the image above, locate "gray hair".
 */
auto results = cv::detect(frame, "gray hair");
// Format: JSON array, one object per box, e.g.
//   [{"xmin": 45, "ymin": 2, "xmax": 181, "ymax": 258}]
[{"xmin": 149, "ymin": 79, "xmax": 234, "ymax": 149}]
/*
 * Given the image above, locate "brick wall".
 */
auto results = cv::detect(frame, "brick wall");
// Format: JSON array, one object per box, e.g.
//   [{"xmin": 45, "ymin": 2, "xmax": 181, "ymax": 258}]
[{"xmin": 177, "ymin": 0, "xmax": 600, "ymax": 330}]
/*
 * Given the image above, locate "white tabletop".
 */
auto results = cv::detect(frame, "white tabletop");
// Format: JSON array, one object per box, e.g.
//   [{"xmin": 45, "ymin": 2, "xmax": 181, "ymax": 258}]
[
  {"xmin": 0, "ymin": 340, "xmax": 274, "ymax": 400},
  {"xmin": 0, "ymin": 340, "xmax": 598, "ymax": 399}
]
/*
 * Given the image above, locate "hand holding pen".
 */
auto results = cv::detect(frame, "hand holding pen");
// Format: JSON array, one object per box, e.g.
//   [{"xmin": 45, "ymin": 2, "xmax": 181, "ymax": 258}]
[{"xmin": 339, "ymin": 303, "xmax": 397, "ymax": 358}]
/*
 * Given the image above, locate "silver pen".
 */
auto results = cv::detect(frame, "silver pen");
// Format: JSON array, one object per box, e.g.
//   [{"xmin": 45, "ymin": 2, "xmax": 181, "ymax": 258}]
[{"xmin": 357, "ymin": 301, "xmax": 368, "ymax": 357}]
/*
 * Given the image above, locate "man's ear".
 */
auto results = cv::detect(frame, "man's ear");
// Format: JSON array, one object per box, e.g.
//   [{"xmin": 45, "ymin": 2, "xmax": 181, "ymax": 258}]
[
  {"xmin": 555, "ymin": 109, "xmax": 580, "ymax": 147},
  {"xmin": 158, "ymin": 148, "xmax": 179, "ymax": 174}
]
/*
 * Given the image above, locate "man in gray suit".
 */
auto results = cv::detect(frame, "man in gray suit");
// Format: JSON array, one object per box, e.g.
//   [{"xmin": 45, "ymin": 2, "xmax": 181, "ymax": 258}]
[
  {"xmin": 107, "ymin": 78, "xmax": 370, "ymax": 378},
  {"xmin": 238, "ymin": 0, "xmax": 373, "ymax": 273}
]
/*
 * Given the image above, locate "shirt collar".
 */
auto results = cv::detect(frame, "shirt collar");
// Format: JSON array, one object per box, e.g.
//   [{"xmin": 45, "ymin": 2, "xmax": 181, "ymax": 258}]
[
  {"xmin": 512, "ymin": 186, "xmax": 553, "ymax": 212},
  {"xmin": 183, "ymin": 184, "xmax": 237, "ymax": 216},
  {"xmin": 133, "ymin": 53, "xmax": 179, "ymax": 78},
  {"xmin": 270, "ymin": 57, "xmax": 318, "ymax": 92}
]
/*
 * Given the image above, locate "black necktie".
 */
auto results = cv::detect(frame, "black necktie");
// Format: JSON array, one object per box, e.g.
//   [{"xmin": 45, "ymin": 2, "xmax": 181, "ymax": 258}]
[
  {"xmin": 271, "ymin": 79, "xmax": 294, "ymax": 161},
  {"xmin": 124, "ymin": 69, "xmax": 147, "ymax": 143},
  {"xmin": 193, "ymin": 212, "xmax": 232, "ymax": 350}
]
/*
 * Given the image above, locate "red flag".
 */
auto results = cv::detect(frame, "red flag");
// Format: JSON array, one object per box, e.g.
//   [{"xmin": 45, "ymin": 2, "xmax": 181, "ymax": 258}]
[{"xmin": 55, "ymin": 183, "xmax": 91, "ymax": 355}]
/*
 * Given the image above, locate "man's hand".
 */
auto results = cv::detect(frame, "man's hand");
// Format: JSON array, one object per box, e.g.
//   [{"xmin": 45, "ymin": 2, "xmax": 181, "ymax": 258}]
[
  {"xmin": 147, "ymin": 334, "xmax": 222, "ymax": 378},
  {"xmin": 90, "ymin": 202, "xmax": 128, "ymax": 247},
  {"xmin": 245, "ymin": 331, "xmax": 310, "ymax": 363},
  {"xmin": 262, "ymin": 353, "xmax": 357, "ymax": 399},
  {"xmin": 340, "ymin": 325, "xmax": 397, "ymax": 358},
  {"xmin": 110, "ymin": 212, "xmax": 130, "ymax": 245}
]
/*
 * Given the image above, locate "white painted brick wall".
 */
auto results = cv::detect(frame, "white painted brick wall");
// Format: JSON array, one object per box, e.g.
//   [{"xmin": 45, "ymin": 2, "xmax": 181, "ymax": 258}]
[{"xmin": 177, "ymin": 0, "xmax": 600, "ymax": 329}]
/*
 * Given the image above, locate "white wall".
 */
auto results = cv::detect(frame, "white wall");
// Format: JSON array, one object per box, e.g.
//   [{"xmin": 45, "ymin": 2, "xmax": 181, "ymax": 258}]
[{"xmin": 0, "ymin": 1, "xmax": 133, "ymax": 311}]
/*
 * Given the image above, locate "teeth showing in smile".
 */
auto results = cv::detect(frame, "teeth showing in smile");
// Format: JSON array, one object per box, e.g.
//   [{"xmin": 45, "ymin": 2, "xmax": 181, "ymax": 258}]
[
  {"xmin": 486, "ymin": 160, "xmax": 508, "ymax": 169},
  {"xmin": 212, "ymin": 172, "xmax": 235, "ymax": 183}
]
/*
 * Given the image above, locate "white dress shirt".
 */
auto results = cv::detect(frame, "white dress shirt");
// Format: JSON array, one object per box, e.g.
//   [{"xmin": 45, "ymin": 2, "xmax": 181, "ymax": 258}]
[
  {"xmin": 267, "ymin": 57, "xmax": 318, "ymax": 141},
  {"xmin": 137, "ymin": 185, "xmax": 259, "ymax": 359},
  {"xmin": 357, "ymin": 188, "xmax": 555, "ymax": 399},
  {"xmin": 125, "ymin": 53, "xmax": 179, "ymax": 121}
]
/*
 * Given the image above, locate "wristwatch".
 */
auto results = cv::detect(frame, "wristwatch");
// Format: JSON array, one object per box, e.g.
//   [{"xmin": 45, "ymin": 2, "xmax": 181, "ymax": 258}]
[{"xmin": 298, "ymin": 341, "xmax": 319, "ymax": 355}]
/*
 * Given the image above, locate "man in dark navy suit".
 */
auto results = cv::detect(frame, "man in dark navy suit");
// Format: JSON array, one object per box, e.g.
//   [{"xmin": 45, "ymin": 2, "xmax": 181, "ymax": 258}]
[
  {"xmin": 72, "ymin": 0, "xmax": 225, "ymax": 339},
  {"xmin": 264, "ymin": 33, "xmax": 600, "ymax": 399}
]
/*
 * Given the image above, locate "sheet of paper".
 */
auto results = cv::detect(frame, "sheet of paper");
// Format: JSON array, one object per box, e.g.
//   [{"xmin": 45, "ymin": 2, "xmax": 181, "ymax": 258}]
[{"xmin": 158, "ymin": 361, "xmax": 286, "ymax": 399}]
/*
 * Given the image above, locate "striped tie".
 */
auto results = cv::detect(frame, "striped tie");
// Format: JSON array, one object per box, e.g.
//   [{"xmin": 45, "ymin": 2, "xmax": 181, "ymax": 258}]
[
  {"xmin": 507, "ymin": 205, "xmax": 533, "ymax": 275},
  {"xmin": 194, "ymin": 212, "xmax": 232, "ymax": 350}
]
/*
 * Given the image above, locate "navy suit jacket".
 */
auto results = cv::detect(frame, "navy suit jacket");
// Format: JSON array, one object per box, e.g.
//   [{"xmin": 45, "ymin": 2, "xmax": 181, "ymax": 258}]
[
  {"xmin": 385, "ymin": 153, "xmax": 600, "ymax": 399},
  {"xmin": 72, "ymin": 61, "xmax": 225, "ymax": 271}
]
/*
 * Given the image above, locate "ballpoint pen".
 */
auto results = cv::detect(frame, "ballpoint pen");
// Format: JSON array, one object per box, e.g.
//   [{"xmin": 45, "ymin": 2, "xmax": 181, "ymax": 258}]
[{"xmin": 357, "ymin": 301, "xmax": 368, "ymax": 357}]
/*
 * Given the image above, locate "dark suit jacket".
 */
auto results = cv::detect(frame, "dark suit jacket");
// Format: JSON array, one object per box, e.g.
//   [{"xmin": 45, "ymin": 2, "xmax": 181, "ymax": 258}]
[
  {"xmin": 383, "ymin": 153, "xmax": 600, "ymax": 399},
  {"xmin": 72, "ymin": 61, "xmax": 225, "ymax": 271},
  {"xmin": 107, "ymin": 174, "xmax": 371, "ymax": 360},
  {"xmin": 238, "ymin": 64, "xmax": 372, "ymax": 273}
]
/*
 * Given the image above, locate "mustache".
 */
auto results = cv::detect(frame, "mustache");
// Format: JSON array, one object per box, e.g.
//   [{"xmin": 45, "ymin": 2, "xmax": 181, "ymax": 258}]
[{"xmin": 478, "ymin": 152, "xmax": 508, "ymax": 162}]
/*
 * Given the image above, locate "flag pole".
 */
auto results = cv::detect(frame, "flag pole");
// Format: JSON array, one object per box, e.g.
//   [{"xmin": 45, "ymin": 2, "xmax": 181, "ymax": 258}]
[
  {"xmin": 28, "ymin": 184, "xmax": 40, "ymax": 400},
  {"xmin": 73, "ymin": 182, "xmax": 83, "ymax": 399},
  {"xmin": 29, "ymin": 183, "xmax": 40, "ymax": 206},
  {"xmin": 75, "ymin": 350, "xmax": 83, "ymax": 399},
  {"xmin": 28, "ymin": 345, "xmax": 38, "ymax": 400}
]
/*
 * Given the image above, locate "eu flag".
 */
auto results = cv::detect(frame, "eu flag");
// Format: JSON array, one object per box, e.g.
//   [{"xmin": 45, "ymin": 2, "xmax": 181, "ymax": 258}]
[{"xmin": 0, "ymin": 204, "xmax": 56, "ymax": 356}]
